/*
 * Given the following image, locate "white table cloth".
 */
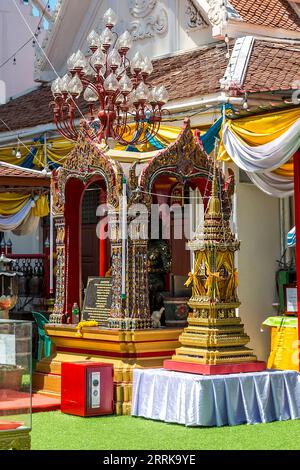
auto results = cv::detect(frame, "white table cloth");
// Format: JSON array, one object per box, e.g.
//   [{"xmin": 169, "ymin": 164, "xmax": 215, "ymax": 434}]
[{"xmin": 131, "ymin": 368, "xmax": 300, "ymax": 427}]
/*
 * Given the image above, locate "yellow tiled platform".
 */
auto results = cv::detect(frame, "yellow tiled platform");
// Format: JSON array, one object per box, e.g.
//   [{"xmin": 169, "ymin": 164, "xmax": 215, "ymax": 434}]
[{"xmin": 33, "ymin": 325, "xmax": 182, "ymax": 415}]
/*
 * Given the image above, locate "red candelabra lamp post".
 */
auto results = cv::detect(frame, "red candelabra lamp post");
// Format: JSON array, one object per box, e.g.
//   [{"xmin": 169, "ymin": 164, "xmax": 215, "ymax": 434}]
[{"xmin": 51, "ymin": 8, "xmax": 169, "ymax": 145}]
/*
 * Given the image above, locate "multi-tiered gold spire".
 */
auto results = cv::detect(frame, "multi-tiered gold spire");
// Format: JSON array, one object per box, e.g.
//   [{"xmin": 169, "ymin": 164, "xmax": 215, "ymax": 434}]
[{"xmin": 166, "ymin": 150, "xmax": 261, "ymax": 370}]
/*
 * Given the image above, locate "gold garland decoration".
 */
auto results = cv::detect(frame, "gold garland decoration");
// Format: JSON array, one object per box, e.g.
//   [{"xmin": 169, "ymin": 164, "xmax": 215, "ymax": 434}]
[{"xmin": 75, "ymin": 320, "xmax": 99, "ymax": 338}]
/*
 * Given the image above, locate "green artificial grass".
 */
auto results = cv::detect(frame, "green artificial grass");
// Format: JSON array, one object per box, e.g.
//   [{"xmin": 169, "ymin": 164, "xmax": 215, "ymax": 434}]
[{"xmin": 31, "ymin": 411, "xmax": 300, "ymax": 450}]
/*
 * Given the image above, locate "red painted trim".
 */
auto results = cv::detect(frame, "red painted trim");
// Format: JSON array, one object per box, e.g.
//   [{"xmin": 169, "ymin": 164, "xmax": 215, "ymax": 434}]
[
  {"xmin": 64, "ymin": 178, "xmax": 85, "ymax": 316},
  {"xmin": 57, "ymin": 346, "xmax": 175, "ymax": 359},
  {"xmin": 293, "ymin": 150, "xmax": 300, "ymax": 370},
  {"xmin": 164, "ymin": 360, "xmax": 266, "ymax": 375},
  {"xmin": 99, "ymin": 219, "xmax": 106, "ymax": 277},
  {"xmin": 64, "ymin": 176, "xmax": 108, "ymax": 318}
]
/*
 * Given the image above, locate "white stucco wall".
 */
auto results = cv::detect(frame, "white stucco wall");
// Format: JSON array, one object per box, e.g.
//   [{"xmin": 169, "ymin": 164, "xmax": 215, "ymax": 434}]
[
  {"xmin": 0, "ymin": 0, "xmax": 40, "ymax": 100},
  {"xmin": 35, "ymin": 0, "xmax": 216, "ymax": 81},
  {"xmin": 4, "ymin": 222, "xmax": 43, "ymax": 255},
  {"xmin": 236, "ymin": 182, "xmax": 280, "ymax": 361}
]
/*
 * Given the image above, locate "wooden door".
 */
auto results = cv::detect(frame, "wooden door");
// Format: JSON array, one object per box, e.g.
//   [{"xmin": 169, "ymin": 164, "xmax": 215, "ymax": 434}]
[
  {"xmin": 81, "ymin": 185, "xmax": 101, "ymax": 289},
  {"xmin": 81, "ymin": 224, "xmax": 100, "ymax": 288}
]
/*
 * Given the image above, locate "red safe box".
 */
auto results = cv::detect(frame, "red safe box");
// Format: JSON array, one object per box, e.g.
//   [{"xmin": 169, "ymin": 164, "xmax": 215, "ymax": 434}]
[{"xmin": 61, "ymin": 362, "xmax": 114, "ymax": 417}]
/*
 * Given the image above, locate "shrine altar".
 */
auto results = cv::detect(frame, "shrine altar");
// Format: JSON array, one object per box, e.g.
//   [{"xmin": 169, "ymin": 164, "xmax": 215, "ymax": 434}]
[{"xmin": 131, "ymin": 368, "xmax": 300, "ymax": 427}]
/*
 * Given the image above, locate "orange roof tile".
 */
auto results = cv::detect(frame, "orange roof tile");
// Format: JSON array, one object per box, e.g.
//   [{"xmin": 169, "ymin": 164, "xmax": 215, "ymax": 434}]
[
  {"xmin": 243, "ymin": 40, "xmax": 300, "ymax": 92},
  {"xmin": 230, "ymin": 0, "xmax": 300, "ymax": 32}
]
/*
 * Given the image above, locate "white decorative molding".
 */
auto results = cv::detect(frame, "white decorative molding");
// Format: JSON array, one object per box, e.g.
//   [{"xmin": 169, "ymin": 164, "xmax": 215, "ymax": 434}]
[
  {"xmin": 186, "ymin": 0, "xmax": 208, "ymax": 29},
  {"xmin": 129, "ymin": 0, "xmax": 158, "ymax": 17},
  {"xmin": 34, "ymin": 0, "xmax": 63, "ymax": 77},
  {"xmin": 128, "ymin": 0, "xmax": 168, "ymax": 40},
  {"xmin": 220, "ymin": 36, "xmax": 254, "ymax": 91},
  {"xmin": 207, "ymin": 0, "xmax": 241, "ymax": 26},
  {"xmin": 208, "ymin": 0, "xmax": 227, "ymax": 26}
]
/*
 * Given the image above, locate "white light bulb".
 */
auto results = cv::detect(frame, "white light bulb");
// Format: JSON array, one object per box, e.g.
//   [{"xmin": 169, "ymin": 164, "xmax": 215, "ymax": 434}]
[
  {"xmin": 103, "ymin": 8, "xmax": 118, "ymax": 27},
  {"xmin": 135, "ymin": 82, "xmax": 150, "ymax": 101},
  {"xmin": 156, "ymin": 85, "xmax": 169, "ymax": 104},
  {"xmin": 51, "ymin": 77, "xmax": 62, "ymax": 96},
  {"xmin": 100, "ymin": 28, "xmax": 114, "ymax": 47},
  {"xmin": 83, "ymin": 63, "xmax": 95, "ymax": 77},
  {"xmin": 128, "ymin": 89, "xmax": 138, "ymax": 105},
  {"xmin": 67, "ymin": 53, "xmax": 76, "ymax": 70},
  {"xmin": 84, "ymin": 86, "xmax": 98, "ymax": 102},
  {"xmin": 150, "ymin": 86, "xmax": 159, "ymax": 102},
  {"xmin": 117, "ymin": 30, "xmax": 133, "ymax": 51},
  {"xmin": 87, "ymin": 30, "xmax": 100, "ymax": 48},
  {"xmin": 74, "ymin": 50, "xmax": 87, "ymax": 70},
  {"xmin": 119, "ymin": 74, "xmax": 133, "ymax": 93},
  {"xmin": 142, "ymin": 56, "xmax": 153, "ymax": 75},
  {"xmin": 91, "ymin": 49, "xmax": 105, "ymax": 68},
  {"xmin": 107, "ymin": 48, "xmax": 122, "ymax": 69},
  {"xmin": 68, "ymin": 74, "xmax": 83, "ymax": 96},
  {"xmin": 60, "ymin": 74, "xmax": 71, "ymax": 93},
  {"xmin": 104, "ymin": 73, "xmax": 120, "ymax": 92},
  {"xmin": 131, "ymin": 51, "xmax": 144, "ymax": 73}
]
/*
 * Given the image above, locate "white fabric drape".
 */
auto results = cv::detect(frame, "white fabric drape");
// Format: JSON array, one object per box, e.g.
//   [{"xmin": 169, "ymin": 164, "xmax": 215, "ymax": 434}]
[
  {"xmin": 0, "ymin": 197, "xmax": 41, "ymax": 234},
  {"xmin": 0, "ymin": 200, "xmax": 32, "ymax": 232},
  {"xmin": 247, "ymin": 172, "xmax": 294, "ymax": 197},
  {"xmin": 12, "ymin": 211, "xmax": 40, "ymax": 236},
  {"xmin": 222, "ymin": 120, "xmax": 299, "ymax": 197},
  {"xmin": 222, "ymin": 120, "xmax": 300, "ymax": 173}
]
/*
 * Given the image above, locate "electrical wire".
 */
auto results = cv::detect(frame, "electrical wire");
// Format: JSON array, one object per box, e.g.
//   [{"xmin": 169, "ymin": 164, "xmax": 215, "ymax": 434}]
[
  {"xmin": 12, "ymin": 0, "xmax": 88, "ymax": 124},
  {"xmin": 0, "ymin": 1, "xmax": 50, "ymax": 71},
  {"xmin": 0, "ymin": 119, "xmax": 37, "ymax": 156}
]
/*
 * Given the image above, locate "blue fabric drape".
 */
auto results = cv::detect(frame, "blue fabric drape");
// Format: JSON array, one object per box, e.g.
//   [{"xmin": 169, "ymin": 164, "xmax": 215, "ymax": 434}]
[
  {"xmin": 287, "ymin": 226, "xmax": 296, "ymax": 247},
  {"xmin": 200, "ymin": 118, "xmax": 223, "ymax": 154},
  {"xmin": 14, "ymin": 113, "xmax": 226, "ymax": 169}
]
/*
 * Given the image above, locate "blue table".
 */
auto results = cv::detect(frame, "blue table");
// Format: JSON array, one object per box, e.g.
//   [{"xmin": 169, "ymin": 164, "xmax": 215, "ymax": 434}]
[{"xmin": 131, "ymin": 368, "xmax": 300, "ymax": 427}]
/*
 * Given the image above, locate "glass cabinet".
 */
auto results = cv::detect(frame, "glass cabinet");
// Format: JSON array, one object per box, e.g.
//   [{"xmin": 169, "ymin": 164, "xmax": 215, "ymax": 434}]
[{"xmin": 0, "ymin": 320, "xmax": 32, "ymax": 449}]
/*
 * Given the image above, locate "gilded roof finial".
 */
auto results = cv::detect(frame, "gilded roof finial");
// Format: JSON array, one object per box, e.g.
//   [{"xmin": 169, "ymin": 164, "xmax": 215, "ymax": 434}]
[{"xmin": 207, "ymin": 138, "xmax": 221, "ymax": 217}]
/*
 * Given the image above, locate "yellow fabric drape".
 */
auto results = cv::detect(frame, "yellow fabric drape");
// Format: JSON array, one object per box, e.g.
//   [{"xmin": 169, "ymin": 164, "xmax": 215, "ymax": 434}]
[
  {"xmin": 205, "ymin": 251, "xmax": 227, "ymax": 299},
  {"xmin": 114, "ymin": 123, "xmax": 182, "ymax": 152},
  {"xmin": 34, "ymin": 139, "xmax": 75, "ymax": 167},
  {"xmin": 0, "ymin": 146, "xmax": 31, "ymax": 166},
  {"xmin": 31, "ymin": 195, "xmax": 50, "ymax": 217},
  {"xmin": 185, "ymin": 251, "xmax": 206, "ymax": 296},
  {"xmin": 187, "ymin": 250, "xmax": 227, "ymax": 300},
  {"xmin": 268, "ymin": 325, "xmax": 299, "ymax": 372},
  {"xmin": 0, "ymin": 193, "xmax": 30, "ymax": 215},
  {"xmin": 0, "ymin": 138, "xmax": 75, "ymax": 168},
  {"xmin": 219, "ymin": 107, "xmax": 300, "ymax": 175},
  {"xmin": 0, "ymin": 124, "xmax": 211, "ymax": 168},
  {"xmin": 226, "ymin": 107, "xmax": 300, "ymax": 146},
  {"xmin": 0, "ymin": 193, "xmax": 49, "ymax": 217},
  {"xmin": 222, "ymin": 252, "xmax": 238, "ymax": 302},
  {"xmin": 273, "ymin": 160, "xmax": 294, "ymax": 178}
]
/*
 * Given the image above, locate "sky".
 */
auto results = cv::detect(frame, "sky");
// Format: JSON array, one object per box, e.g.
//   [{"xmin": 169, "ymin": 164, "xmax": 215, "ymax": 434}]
[
  {"xmin": 32, "ymin": 0, "xmax": 58, "ymax": 29},
  {"xmin": 48, "ymin": 0, "xmax": 57, "ymax": 9}
]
